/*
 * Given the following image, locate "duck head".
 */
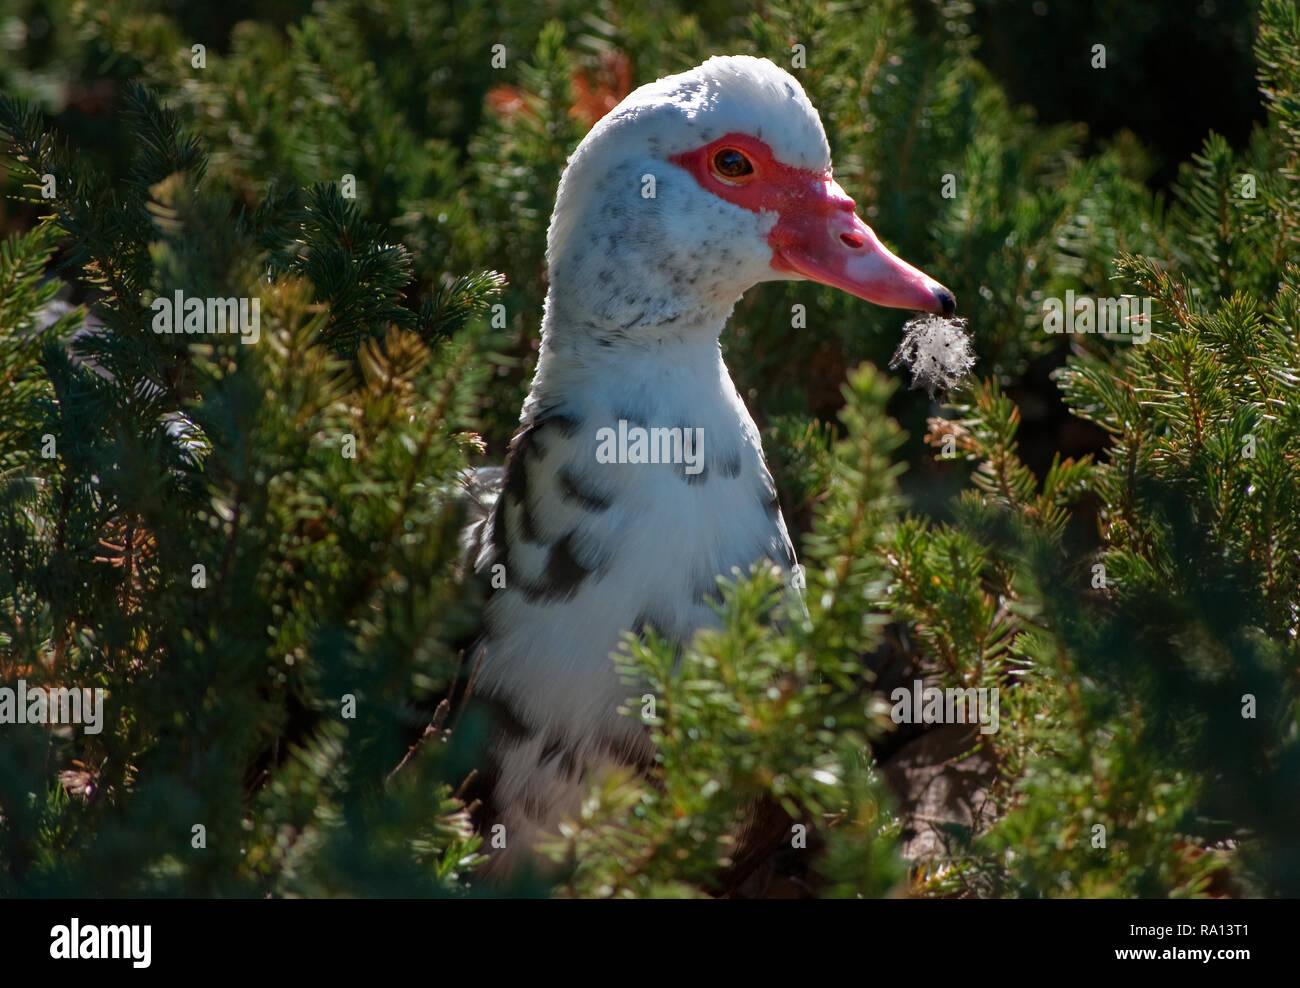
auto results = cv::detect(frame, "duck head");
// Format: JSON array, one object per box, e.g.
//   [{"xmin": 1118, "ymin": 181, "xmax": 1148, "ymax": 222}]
[{"xmin": 543, "ymin": 54, "xmax": 955, "ymax": 343}]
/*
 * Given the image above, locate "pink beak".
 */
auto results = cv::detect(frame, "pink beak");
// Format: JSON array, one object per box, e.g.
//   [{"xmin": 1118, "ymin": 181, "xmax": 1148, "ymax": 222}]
[{"xmin": 769, "ymin": 178, "xmax": 955, "ymax": 316}]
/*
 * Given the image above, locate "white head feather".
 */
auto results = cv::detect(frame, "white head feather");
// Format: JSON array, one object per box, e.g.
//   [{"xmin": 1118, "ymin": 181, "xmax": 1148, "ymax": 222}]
[{"xmin": 542, "ymin": 56, "xmax": 831, "ymax": 345}]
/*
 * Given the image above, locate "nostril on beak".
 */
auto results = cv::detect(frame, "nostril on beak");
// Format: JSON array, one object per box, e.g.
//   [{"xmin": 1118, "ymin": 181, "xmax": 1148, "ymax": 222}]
[{"xmin": 840, "ymin": 233, "xmax": 864, "ymax": 249}]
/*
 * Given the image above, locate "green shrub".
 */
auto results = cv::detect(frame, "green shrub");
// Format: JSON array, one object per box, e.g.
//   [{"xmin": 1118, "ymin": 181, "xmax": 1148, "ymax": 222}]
[{"xmin": 0, "ymin": 0, "xmax": 1295, "ymax": 897}]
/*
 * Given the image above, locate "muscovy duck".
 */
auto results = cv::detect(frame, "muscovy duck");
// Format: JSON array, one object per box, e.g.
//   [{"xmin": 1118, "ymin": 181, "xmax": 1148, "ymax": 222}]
[{"xmin": 460, "ymin": 54, "xmax": 954, "ymax": 874}]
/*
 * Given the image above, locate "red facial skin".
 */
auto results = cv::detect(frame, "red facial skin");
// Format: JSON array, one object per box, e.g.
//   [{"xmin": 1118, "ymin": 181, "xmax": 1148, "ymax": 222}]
[{"xmin": 670, "ymin": 133, "xmax": 955, "ymax": 315}]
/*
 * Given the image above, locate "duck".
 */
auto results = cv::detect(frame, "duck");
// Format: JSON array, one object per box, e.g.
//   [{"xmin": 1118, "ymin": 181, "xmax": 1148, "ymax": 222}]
[{"xmin": 459, "ymin": 53, "xmax": 954, "ymax": 876}]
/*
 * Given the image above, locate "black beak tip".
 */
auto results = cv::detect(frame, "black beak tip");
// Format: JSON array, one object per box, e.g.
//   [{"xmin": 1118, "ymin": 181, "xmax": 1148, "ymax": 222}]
[{"xmin": 933, "ymin": 287, "xmax": 957, "ymax": 318}]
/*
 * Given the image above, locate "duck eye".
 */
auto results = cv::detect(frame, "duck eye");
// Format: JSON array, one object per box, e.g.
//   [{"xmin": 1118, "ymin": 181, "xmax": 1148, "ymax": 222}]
[{"xmin": 711, "ymin": 147, "xmax": 753, "ymax": 180}]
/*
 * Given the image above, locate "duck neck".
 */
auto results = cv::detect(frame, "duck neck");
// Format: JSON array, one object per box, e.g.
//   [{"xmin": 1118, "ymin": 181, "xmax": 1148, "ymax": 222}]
[
  {"xmin": 523, "ymin": 287, "xmax": 739, "ymax": 426},
  {"xmin": 539, "ymin": 276, "xmax": 740, "ymax": 348}
]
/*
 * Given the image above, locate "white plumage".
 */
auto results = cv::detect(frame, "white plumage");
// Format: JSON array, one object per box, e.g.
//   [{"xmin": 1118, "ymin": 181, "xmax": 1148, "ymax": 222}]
[{"xmin": 462, "ymin": 55, "xmax": 954, "ymax": 874}]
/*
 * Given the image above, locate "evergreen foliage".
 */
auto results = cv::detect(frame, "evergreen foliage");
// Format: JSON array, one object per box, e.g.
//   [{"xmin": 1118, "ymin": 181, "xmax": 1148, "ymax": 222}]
[{"xmin": 0, "ymin": 0, "xmax": 1296, "ymax": 897}]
